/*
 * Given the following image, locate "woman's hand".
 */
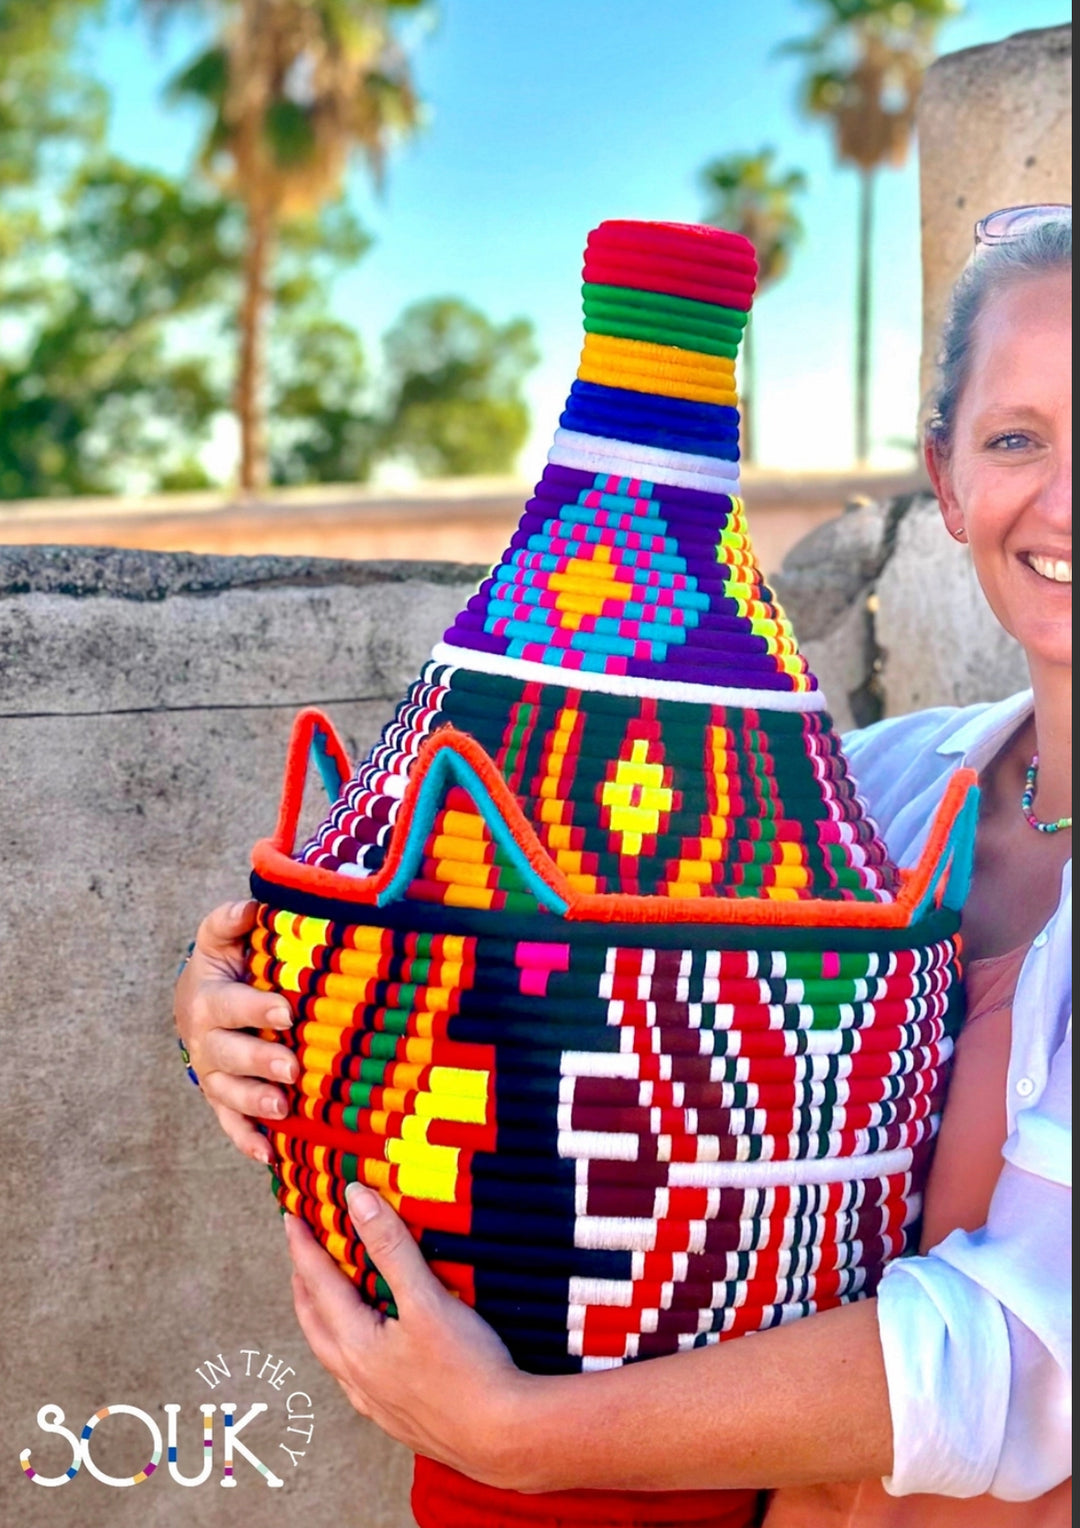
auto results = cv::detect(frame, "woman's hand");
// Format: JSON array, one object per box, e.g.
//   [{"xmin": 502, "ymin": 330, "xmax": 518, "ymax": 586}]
[
  {"xmin": 285, "ymin": 1186, "xmax": 531, "ymax": 1488},
  {"xmin": 174, "ymin": 899, "xmax": 298, "ymax": 1165},
  {"xmin": 287, "ymin": 1176, "xmax": 896, "ymax": 1500}
]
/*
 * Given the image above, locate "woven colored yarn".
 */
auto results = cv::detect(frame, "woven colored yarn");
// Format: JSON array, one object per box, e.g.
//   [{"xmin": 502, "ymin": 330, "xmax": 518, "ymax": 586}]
[{"xmin": 245, "ymin": 220, "xmax": 979, "ymax": 1528}]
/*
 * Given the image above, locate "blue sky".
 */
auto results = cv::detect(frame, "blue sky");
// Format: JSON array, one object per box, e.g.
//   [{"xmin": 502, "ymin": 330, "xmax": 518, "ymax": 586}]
[{"xmin": 86, "ymin": 0, "xmax": 1069, "ymax": 480}]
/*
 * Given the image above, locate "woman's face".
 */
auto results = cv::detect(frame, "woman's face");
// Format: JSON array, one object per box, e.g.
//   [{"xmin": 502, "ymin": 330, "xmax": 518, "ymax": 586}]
[{"xmin": 928, "ymin": 268, "xmax": 1072, "ymax": 674}]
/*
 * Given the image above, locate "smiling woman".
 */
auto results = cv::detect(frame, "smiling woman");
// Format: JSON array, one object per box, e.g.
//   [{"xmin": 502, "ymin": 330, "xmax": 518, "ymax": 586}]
[
  {"xmin": 759, "ymin": 207, "xmax": 1073, "ymax": 1526},
  {"xmin": 928, "ymin": 217, "xmax": 1072, "ymax": 686}
]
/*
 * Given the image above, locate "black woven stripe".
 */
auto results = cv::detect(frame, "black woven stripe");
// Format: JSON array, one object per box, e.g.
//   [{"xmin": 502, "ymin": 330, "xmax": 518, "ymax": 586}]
[
  {"xmin": 441, "ymin": 676, "xmax": 831, "ymax": 737},
  {"xmin": 419, "ymin": 1229, "xmax": 631, "ymax": 1279},
  {"xmin": 251, "ymin": 870, "xmax": 960, "ymax": 952},
  {"xmin": 442, "ymin": 666, "xmax": 834, "ymax": 733}
]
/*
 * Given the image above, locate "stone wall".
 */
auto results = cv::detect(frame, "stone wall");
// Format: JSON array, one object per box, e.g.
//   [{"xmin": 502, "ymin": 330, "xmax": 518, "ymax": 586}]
[
  {"xmin": 918, "ymin": 24, "xmax": 1072, "ymax": 404},
  {"xmin": 772, "ymin": 493, "xmax": 1028, "ymax": 733},
  {"xmin": 0, "ymin": 548, "xmax": 483, "ymax": 1528},
  {"xmin": 0, "ymin": 466, "xmax": 923, "ymax": 578}
]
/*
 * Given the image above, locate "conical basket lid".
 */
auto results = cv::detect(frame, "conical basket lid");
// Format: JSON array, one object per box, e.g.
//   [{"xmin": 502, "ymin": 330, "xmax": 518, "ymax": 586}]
[{"xmin": 296, "ymin": 221, "xmax": 900, "ymax": 907}]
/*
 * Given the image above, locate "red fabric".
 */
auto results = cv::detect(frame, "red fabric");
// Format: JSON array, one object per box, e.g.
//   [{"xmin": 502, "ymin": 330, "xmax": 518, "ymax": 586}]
[
  {"xmin": 588, "ymin": 222, "xmax": 758, "ymax": 277},
  {"xmin": 411, "ymin": 1455, "xmax": 762, "ymax": 1528},
  {"xmin": 583, "ymin": 254, "xmax": 757, "ymax": 300},
  {"xmin": 584, "ymin": 243, "xmax": 757, "ymax": 288},
  {"xmin": 582, "ymin": 258, "xmax": 754, "ymax": 311}
]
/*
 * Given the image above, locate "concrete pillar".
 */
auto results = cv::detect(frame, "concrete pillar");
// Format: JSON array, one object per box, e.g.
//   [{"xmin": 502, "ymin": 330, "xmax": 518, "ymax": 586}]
[{"xmin": 918, "ymin": 24, "xmax": 1072, "ymax": 404}]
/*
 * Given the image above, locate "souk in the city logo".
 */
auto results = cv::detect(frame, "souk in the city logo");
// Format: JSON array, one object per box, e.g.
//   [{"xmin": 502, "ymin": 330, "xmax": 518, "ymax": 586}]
[{"xmin": 19, "ymin": 1345, "xmax": 315, "ymax": 1489}]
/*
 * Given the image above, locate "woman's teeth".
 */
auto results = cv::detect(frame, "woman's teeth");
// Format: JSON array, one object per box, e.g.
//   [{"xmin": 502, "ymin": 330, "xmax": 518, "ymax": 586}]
[{"xmin": 1026, "ymin": 553, "xmax": 1072, "ymax": 584}]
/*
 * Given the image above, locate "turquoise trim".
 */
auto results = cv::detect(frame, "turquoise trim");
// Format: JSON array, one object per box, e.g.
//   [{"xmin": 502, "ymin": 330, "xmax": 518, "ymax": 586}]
[
  {"xmin": 312, "ymin": 728, "xmax": 345, "ymax": 802},
  {"xmin": 911, "ymin": 781, "xmax": 980, "ymax": 921},
  {"xmin": 375, "ymin": 746, "xmax": 570, "ymax": 916}
]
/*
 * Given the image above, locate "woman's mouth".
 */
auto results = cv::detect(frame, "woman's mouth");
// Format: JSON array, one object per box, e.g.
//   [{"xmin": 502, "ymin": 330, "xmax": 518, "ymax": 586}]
[{"xmin": 1023, "ymin": 552, "xmax": 1072, "ymax": 584}]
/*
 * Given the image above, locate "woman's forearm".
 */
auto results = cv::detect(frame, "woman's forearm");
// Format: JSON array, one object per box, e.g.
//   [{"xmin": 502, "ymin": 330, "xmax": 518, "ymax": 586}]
[{"xmin": 507, "ymin": 1297, "xmax": 893, "ymax": 1494}]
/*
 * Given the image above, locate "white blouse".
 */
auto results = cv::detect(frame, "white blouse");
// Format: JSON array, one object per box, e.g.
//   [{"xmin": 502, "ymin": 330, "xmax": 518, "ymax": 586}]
[{"xmin": 845, "ymin": 692, "xmax": 1072, "ymax": 1501}]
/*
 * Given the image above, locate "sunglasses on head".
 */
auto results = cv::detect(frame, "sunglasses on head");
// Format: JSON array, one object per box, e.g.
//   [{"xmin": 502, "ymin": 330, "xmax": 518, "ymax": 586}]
[{"xmin": 974, "ymin": 203, "xmax": 1072, "ymax": 254}]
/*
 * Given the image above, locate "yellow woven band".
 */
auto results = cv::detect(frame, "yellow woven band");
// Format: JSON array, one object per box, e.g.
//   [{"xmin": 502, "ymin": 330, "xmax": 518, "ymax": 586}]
[
  {"xmin": 576, "ymin": 361, "xmax": 738, "ymax": 407},
  {"xmin": 581, "ymin": 331, "xmax": 737, "ymax": 379}
]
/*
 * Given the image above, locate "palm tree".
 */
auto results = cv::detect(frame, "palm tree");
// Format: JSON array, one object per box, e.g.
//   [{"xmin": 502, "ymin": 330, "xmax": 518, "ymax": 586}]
[
  {"xmin": 700, "ymin": 147, "xmax": 806, "ymax": 465},
  {"xmin": 164, "ymin": 0, "xmax": 428, "ymax": 490},
  {"xmin": 782, "ymin": 0, "xmax": 959, "ymax": 464}
]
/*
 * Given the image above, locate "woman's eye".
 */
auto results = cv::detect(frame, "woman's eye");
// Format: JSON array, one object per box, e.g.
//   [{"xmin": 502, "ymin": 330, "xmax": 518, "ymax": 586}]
[{"xmin": 986, "ymin": 431, "xmax": 1034, "ymax": 451}]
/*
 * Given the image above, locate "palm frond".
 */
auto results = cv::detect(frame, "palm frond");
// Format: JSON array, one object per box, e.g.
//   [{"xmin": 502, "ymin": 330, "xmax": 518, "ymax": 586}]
[
  {"xmin": 264, "ymin": 97, "xmax": 317, "ymax": 167},
  {"xmin": 779, "ymin": 0, "xmax": 960, "ymax": 168},
  {"xmin": 167, "ymin": 45, "xmax": 229, "ymax": 106},
  {"xmin": 699, "ymin": 145, "xmax": 808, "ymax": 293}
]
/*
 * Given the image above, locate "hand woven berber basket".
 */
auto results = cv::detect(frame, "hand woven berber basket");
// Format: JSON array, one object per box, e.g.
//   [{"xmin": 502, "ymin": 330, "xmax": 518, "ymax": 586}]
[{"xmin": 245, "ymin": 220, "xmax": 978, "ymax": 1528}]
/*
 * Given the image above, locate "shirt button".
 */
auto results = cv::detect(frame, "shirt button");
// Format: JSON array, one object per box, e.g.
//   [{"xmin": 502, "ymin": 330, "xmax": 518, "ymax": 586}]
[
  {"xmin": 1016, "ymin": 1077, "xmax": 1036, "ymax": 1099},
  {"xmin": 1033, "ymin": 932, "xmax": 1048, "ymax": 949}
]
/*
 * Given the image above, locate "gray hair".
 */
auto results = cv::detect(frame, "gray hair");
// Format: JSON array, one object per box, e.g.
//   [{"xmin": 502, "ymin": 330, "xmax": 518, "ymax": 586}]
[{"xmin": 925, "ymin": 216, "xmax": 1072, "ymax": 452}]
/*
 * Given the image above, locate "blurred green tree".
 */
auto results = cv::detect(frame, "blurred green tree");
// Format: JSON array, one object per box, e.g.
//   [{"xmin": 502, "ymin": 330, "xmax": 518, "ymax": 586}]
[
  {"xmin": 162, "ymin": 0, "xmax": 430, "ymax": 490},
  {"xmin": 0, "ymin": 136, "xmax": 384, "ymax": 495},
  {"xmin": 0, "ymin": 5, "xmax": 536, "ymax": 496},
  {"xmin": 700, "ymin": 147, "xmax": 807, "ymax": 464},
  {"xmin": 379, "ymin": 298, "xmax": 538, "ymax": 477},
  {"xmin": 0, "ymin": 156, "xmax": 535, "ymax": 495},
  {"xmin": 0, "ymin": 156, "xmax": 367, "ymax": 496},
  {"xmin": 270, "ymin": 313, "xmax": 377, "ymax": 484},
  {"xmin": 0, "ymin": 0, "xmax": 105, "ymax": 259},
  {"xmin": 0, "ymin": 159, "xmax": 231, "ymax": 497},
  {"xmin": 263, "ymin": 196, "xmax": 378, "ymax": 483},
  {"xmin": 781, "ymin": 0, "xmax": 960, "ymax": 463}
]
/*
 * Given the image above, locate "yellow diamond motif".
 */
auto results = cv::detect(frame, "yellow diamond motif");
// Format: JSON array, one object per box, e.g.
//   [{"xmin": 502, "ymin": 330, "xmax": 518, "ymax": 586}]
[{"xmin": 600, "ymin": 738, "xmax": 674, "ymax": 857}]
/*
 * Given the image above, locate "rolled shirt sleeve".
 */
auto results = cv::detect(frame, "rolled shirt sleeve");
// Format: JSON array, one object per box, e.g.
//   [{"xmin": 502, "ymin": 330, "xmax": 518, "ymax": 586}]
[
  {"xmin": 839, "ymin": 697, "xmax": 1070, "ymax": 1500},
  {"xmin": 878, "ymin": 1024, "xmax": 1072, "ymax": 1499}
]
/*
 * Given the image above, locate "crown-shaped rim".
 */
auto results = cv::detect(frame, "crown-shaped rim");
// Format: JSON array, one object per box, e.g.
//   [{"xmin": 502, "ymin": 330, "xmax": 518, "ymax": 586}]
[{"xmin": 253, "ymin": 709, "xmax": 979, "ymax": 931}]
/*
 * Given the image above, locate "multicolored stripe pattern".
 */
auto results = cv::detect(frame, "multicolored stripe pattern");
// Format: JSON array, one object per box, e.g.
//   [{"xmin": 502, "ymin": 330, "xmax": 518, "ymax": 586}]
[
  {"xmin": 444, "ymin": 470, "xmax": 806, "ymax": 690},
  {"xmin": 296, "ymin": 220, "xmax": 899, "ymax": 904},
  {"xmin": 440, "ymin": 224, "xmax": 790, "ymax": 691},
  {"xmin": 244, "ymin": 221, "xmax": 975, "ymax": 1527},
  {"xmin": 252, "ymin": 905, "xmax": 962, "ymax": 1377},
  {"xmin": 301, "ymin": 665, "xmax": 897, "ymax": 903}
]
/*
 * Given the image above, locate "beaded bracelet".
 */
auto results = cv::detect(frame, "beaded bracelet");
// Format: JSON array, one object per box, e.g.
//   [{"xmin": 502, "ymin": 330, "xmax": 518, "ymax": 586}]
[
  {"xmin": 175, "ymin": 938, "xmax": 200, "ymax": 1088},
  {"xmin": 178, "ymin": 1037, "xmax": 200, "ymax": 1089}
]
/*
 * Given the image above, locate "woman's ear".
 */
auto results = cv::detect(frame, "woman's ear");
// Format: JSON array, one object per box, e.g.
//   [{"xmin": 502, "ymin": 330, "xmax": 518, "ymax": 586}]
[{"xmin": 925, "ymin": 438, "xmax": 967, "ymax": 543}]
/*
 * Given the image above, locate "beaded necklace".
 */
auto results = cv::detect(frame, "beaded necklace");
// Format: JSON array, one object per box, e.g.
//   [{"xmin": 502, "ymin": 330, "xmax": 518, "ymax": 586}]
[{"xmin": 1020, "ymin": 754, "xmax": 1072, "ymax": 834}]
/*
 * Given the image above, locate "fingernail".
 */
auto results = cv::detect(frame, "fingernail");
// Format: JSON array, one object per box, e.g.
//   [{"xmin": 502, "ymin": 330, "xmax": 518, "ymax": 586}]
[
  {"xmin": 271, "ymin": 1055, "xmax": 297, "ymax": 1083},
  {"xmin": 230, "ymin": 899, "xmax": 251, "ymax": 921},
  {"xmin": 266, "ymin": 1003, "xmax": 293, "ymax": 1030},
  {"xmin": 261, "ymin": 1095, "xmax": 285, "ymax": 1118},
  {"xmin": 346, "ymin": 1183, "xmax": 380, "ymax": 1225},
  {"xmin": 255, "ymin": 1144, "xmax": 274, "ymax": 1166}
]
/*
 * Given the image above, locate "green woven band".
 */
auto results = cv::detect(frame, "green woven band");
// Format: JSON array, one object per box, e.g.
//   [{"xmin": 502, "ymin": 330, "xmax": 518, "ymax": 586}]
[
  {"xmin": 582, "ymin": 315, "xmax": 741, "ymax": 358},
  {"xmin": 582, "ymin": 282, "xmax": 749, "ymax": 331}
]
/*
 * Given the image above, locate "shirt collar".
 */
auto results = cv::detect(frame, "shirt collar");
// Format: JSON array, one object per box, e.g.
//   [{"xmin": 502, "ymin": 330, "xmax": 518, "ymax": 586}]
[{"xmin": 935, "ymin": 689, "xmax": 1034, "ymax": 772}]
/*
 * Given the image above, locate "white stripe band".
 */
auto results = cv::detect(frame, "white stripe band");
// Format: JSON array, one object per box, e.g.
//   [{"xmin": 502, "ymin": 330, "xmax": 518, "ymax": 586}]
[
  {"xmin": 431, "ymin": 645, "xmax": 825, "ymax": 713},
  {"xmin": 552, "ymin": 428, "xmax": 742, "ymax": 479},
  {"xmin": 657, "ymin": 1146, "xmax": 914, "ymax": 1189},
  {"xmin": 549, "ymin": 430, "xmax": 742, "ymax": 494},
  {"xmin": 566, "ymin": 1145, "xmax": 914, "ymax": 1189}
]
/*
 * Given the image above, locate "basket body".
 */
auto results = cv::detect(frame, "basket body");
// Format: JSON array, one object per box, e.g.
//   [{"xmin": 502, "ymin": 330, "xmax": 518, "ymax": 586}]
[
  {"xmin": 240, "ymin": 219, "xmax": 979, "ymax": 1528},
  {"xmin": 253, "ymin": 881, "xmax": 962, "ymax": 1373},
  {"xmin": 250, "ymin": 840, "xmax": 965, "ymax": 1526}
]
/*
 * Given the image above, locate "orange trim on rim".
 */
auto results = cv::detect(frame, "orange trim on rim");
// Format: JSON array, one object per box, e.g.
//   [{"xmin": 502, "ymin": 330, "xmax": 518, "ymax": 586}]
[{"xmin": 252, "ymin": 711, "xmax": 977, "ymax": 930}]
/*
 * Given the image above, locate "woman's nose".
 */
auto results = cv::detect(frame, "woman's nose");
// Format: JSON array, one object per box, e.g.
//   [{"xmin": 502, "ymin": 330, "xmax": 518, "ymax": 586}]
[{"xmin": 1039, "ymin": 446, "xmax": 1072, "ymax": 532}]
